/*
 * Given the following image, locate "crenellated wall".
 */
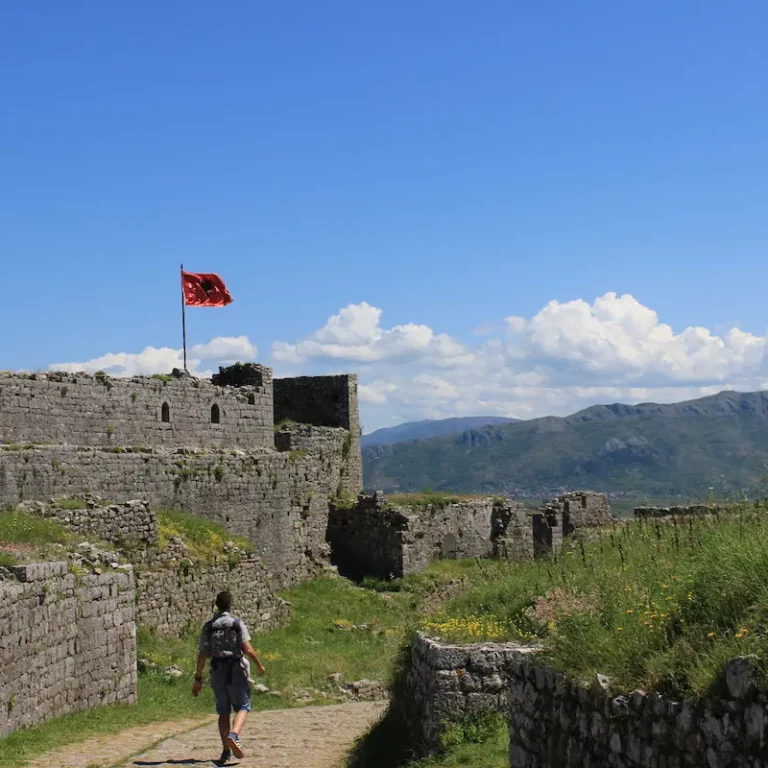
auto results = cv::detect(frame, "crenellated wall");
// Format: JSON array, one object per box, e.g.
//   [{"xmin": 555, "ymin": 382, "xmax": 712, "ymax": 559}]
[
  {"xmin": 0, "ymin": 370, "xmax": 273, "ymax": 450},
  {"xmin": 0, "ymin": 562, "xmax": 136, "ymax": 736}
]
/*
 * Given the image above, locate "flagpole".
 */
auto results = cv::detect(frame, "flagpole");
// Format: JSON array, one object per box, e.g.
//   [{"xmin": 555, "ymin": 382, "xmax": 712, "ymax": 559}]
[{"xmin": 180, "ymin": 263, "xmax": 187, "ymax": 371}]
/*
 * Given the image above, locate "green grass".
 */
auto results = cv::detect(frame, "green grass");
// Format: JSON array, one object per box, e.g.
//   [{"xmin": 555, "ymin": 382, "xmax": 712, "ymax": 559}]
[
  {"xmin": 425, "ymin": 502, "xmax": 768, "ymax": 697},
  {"xmin": 347, "ymin": 708, "xmax": 507, "ymax": 768},
  {"xmin": 0, "ymin": 510, "xmax": 72, "ymax": 547},
  {"xmin": 155, "ymin": 508, "xmax": 253, "ymax": 562}
]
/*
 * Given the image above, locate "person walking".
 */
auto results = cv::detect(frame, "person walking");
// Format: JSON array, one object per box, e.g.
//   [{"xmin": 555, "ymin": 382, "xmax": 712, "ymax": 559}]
[{"xmin": 192, "ymin": 590, "xmax": 266, "ymax": 765}]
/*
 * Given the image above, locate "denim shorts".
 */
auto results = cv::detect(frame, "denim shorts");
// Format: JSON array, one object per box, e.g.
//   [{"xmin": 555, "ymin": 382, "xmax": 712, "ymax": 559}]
[{"xmin": 210, "ymin": 662, "xmax": 251, "ymax": 715}]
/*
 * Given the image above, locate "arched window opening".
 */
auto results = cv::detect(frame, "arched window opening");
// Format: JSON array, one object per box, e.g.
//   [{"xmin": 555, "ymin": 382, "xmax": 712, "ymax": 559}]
[
  {"xmin": 247, "ymin": 394, "xmax": 256, "ymax": 405},
  {"xmin": 211, "ymin": 403, "xmax": 220, "ymax": 424},
  {"xmin": 161, "ymin": 402, "xmax": 170, "ymax": 423}
]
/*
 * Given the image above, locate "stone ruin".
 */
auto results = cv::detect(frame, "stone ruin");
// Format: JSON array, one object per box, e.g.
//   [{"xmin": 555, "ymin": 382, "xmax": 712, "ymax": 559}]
[{"xmin": 327, "ymin": 490, "xmax": 614, "ymax": 580}]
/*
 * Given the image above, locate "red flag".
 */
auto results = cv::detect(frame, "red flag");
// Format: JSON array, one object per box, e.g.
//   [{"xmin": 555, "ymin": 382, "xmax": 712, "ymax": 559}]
[{"xmin": 182, "ymin": 271, "xmax": 233, "ymax": 307}]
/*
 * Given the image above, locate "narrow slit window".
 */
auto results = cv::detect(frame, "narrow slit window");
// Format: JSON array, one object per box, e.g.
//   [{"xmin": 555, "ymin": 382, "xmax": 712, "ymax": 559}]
[
  {"xmin": 161, "ymin": 402, "xmax": 170, "ymax": 423},
  {"xmin": 211, "ymin": 403, "xmax": 220, "ymax": 424},
  {"xmin": 248, "ymin": 394, "xmax": 256, "ymax": 405}
]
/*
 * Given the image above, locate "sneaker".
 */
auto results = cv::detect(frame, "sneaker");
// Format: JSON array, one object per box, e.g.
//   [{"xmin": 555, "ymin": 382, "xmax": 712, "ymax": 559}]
[
  {"xmin": 225, "ymin": 732, "xmax": 244, "ymax": 759},
  {"xmin": 217, "ymin": 748, "xmax": 232, "ymax": 766}
]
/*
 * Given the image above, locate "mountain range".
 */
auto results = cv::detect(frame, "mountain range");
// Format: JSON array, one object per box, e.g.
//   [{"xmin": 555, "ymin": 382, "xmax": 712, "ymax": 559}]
[
  {"xmin": 361, "ymin": 416, "xmax": 519, "ymax": 447},
  {"xmin": 362, "ymin": 390, "xmax": 768, "ymax": 499}
]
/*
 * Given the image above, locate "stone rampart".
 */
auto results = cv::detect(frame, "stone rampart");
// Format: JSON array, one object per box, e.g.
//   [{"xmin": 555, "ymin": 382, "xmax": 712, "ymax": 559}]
[
  {"xmin": 274, "ymin": 374, "xmax": 362, "ymax": 494},
  {"xmin": 328, "ymin": 495, "xmax": 531, "ymax": 580},
  {"xmin": 135, "ymin": 558, "xmax": 290, "ymax": 637},
  {"xmin": 0, "ymin": 562, "xmax": 136, "ymax": 736},
  {"xmin": 393, "ymin": 634, "xmax": 539, "ymax": 754},
  {"xmin": 508, "ymin": 655, "xmax": 768, "ymax": 767},
  {"xmin": 0, "ymin": 425, "xmax": 350, "ymax": 587},
  {"xmin": 19, "ymin": 496, "xmax": 157, "ymax": 546},
  {"xmin": 0, "ymin": 370, "xmax": 273, "ymax": 450}
]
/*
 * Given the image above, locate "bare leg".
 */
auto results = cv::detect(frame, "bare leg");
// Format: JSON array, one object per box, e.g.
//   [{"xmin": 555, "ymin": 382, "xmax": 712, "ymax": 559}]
[
  {"xmin": 232, "ymin": 709, "xmax": 248, "ymax": 735},
  {"xmin": 218, "ymin": 714, "xmax": 231, "ymax": 745}
]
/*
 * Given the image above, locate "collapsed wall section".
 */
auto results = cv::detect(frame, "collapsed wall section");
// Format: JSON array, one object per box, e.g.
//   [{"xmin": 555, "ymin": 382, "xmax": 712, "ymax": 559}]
[
  {"xmin": 327, "ymin": 495, "xmax": 532, "ymax": 579},
  {"xmin": 0, "ymin": 426, "xmax": 349, "ymax": 587},
  {"xmin": 274, "ymin": 374, "xmax": 362, "ymax": 494},
  {"xmin": 0, "ymin": 370, "xmax": 273, "ymax": 450},
  {"xmin": 542, "ymin": 491, "xmax": 612, "ymax": 535},
  {"xmin": 0, "ymin": 562, "xmax": 136, "ymax": 736}
]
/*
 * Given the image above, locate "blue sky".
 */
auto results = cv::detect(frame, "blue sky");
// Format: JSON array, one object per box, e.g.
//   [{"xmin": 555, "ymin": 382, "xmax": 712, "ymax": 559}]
[{"xmin": 2, "ymin": 2, "xmax": 767, "ymax": 431}]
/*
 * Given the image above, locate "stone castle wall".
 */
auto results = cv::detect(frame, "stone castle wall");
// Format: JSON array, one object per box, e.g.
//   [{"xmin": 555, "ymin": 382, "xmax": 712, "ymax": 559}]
[
  {"xmin": 327, "ymin": 495, "xmax": 546, "ymax": 580},
  {"xmin": 0, "ymin": 424, "xmax": 349, "ymax": 587},
  {"xmin": 0, "ymin": 370, "xmax": 273, "ymax": 450},
  {"xmin": 0, "ymin": 562, "xmax": 136, "ymax": 736},
  {"xmin": 328, "ymin": 495, "xmax": 513, "ymax": 579},
  {"xmin": 135, "ymin": 558, "xmax": 290, "ymax": 637},
  {"xmin": 274, "ymin": 374, "xmax": 362, "ymax": 494},
  {"xmin": 19, "ymin": 497, "xmax": 158, "ymax": 546},
  {"xmin": 544, "ymin": 491, "xmax": 612, "ymax": 533}
]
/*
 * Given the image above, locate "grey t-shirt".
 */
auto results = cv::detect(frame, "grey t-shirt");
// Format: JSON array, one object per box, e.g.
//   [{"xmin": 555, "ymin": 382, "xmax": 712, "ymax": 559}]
[{"xmin": 199, "ymin": 611, "xmax": 251, "ymax": 656}]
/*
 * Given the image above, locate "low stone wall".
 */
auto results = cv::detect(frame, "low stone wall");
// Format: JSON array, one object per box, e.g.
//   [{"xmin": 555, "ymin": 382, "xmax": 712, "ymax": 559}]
[
  {"xmin": 20, "ymin": 496, "xmax": 157, "ymax": 546},
  {"xmin": 396, "ymin": 634, "xmax": 768, "ymax": 766},
  {"xmin": 634, "ymin": 504, "xmax": 722, "ymax": 519},
  {"xmin": 507, "ymin": 655, "xmax": 768, "ymax": 767},
  {"xmin": 328, "ymin": 495, "xmax": 533, "ymax": 580},
  {"xmin": 0, "ymin": 562, "xmax": 136, "ymax": 736},
  {"xmin": 135, "ymin": 557, "xmax": 290, "ymax": 637},
  {"xmin": 394, "ymin": 634, "xmax": 539, "ymax": 754}
]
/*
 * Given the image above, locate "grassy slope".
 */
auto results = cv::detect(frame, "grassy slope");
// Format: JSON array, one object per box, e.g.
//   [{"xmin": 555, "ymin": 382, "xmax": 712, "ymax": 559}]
[
  {"xmin": 428, "ymin": 504, "xmax": 768, "ymax": 697},
  {"xmin": 363, "ymin": 390, "xmax": 768, "ymax": 497}
]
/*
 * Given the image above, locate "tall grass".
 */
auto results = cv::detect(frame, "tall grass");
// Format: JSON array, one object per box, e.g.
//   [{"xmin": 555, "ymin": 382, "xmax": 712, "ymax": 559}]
[{"xmin": 430, "ymin": 503, "xmax": 768, "ymax": 696}]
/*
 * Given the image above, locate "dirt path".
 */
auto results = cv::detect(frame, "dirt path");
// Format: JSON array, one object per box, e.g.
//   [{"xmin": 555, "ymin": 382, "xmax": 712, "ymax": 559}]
[{"xmin": 29, "ymin": 702, "xmax": 386, "ymax": 768}]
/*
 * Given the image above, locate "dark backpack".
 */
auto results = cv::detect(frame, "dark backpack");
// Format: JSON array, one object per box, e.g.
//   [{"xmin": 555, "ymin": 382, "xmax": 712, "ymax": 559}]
[{"xmin": 207, "ymin": 617, "xmax": 243, "ymax": 661}]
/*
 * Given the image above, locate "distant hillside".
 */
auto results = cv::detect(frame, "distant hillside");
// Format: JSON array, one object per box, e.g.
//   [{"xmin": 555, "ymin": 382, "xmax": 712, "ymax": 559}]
[
  {"xmin": 362, "ymin": 390, "xmax": 768, "ymax": 498},
  {"xmin": 361, "ymin": 416, "xmax": 520, "ymax": 447}
]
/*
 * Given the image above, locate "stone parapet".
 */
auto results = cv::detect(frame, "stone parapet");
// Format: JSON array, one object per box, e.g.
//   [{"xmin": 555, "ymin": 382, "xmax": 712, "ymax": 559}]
[
  {"xmin": 393, "ymin": 633, "xmax": 539, "ymax": 754},
  {"xmin": 508, "ymin": 655, "xmax": 768, "ymax": 766}
]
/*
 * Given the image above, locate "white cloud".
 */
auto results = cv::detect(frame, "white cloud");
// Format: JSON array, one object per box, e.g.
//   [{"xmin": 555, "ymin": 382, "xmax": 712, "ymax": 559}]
[
  {"xmin": 49, "ymin": 336, "xmax": 258, "ymax": 378},
  {"xmin": 273, "ymin": 294, "xmax": 768, "ymax": 431},
  {"xmin": 272, "ymin": 302, "xmax": 474, "ymax": 367}
]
